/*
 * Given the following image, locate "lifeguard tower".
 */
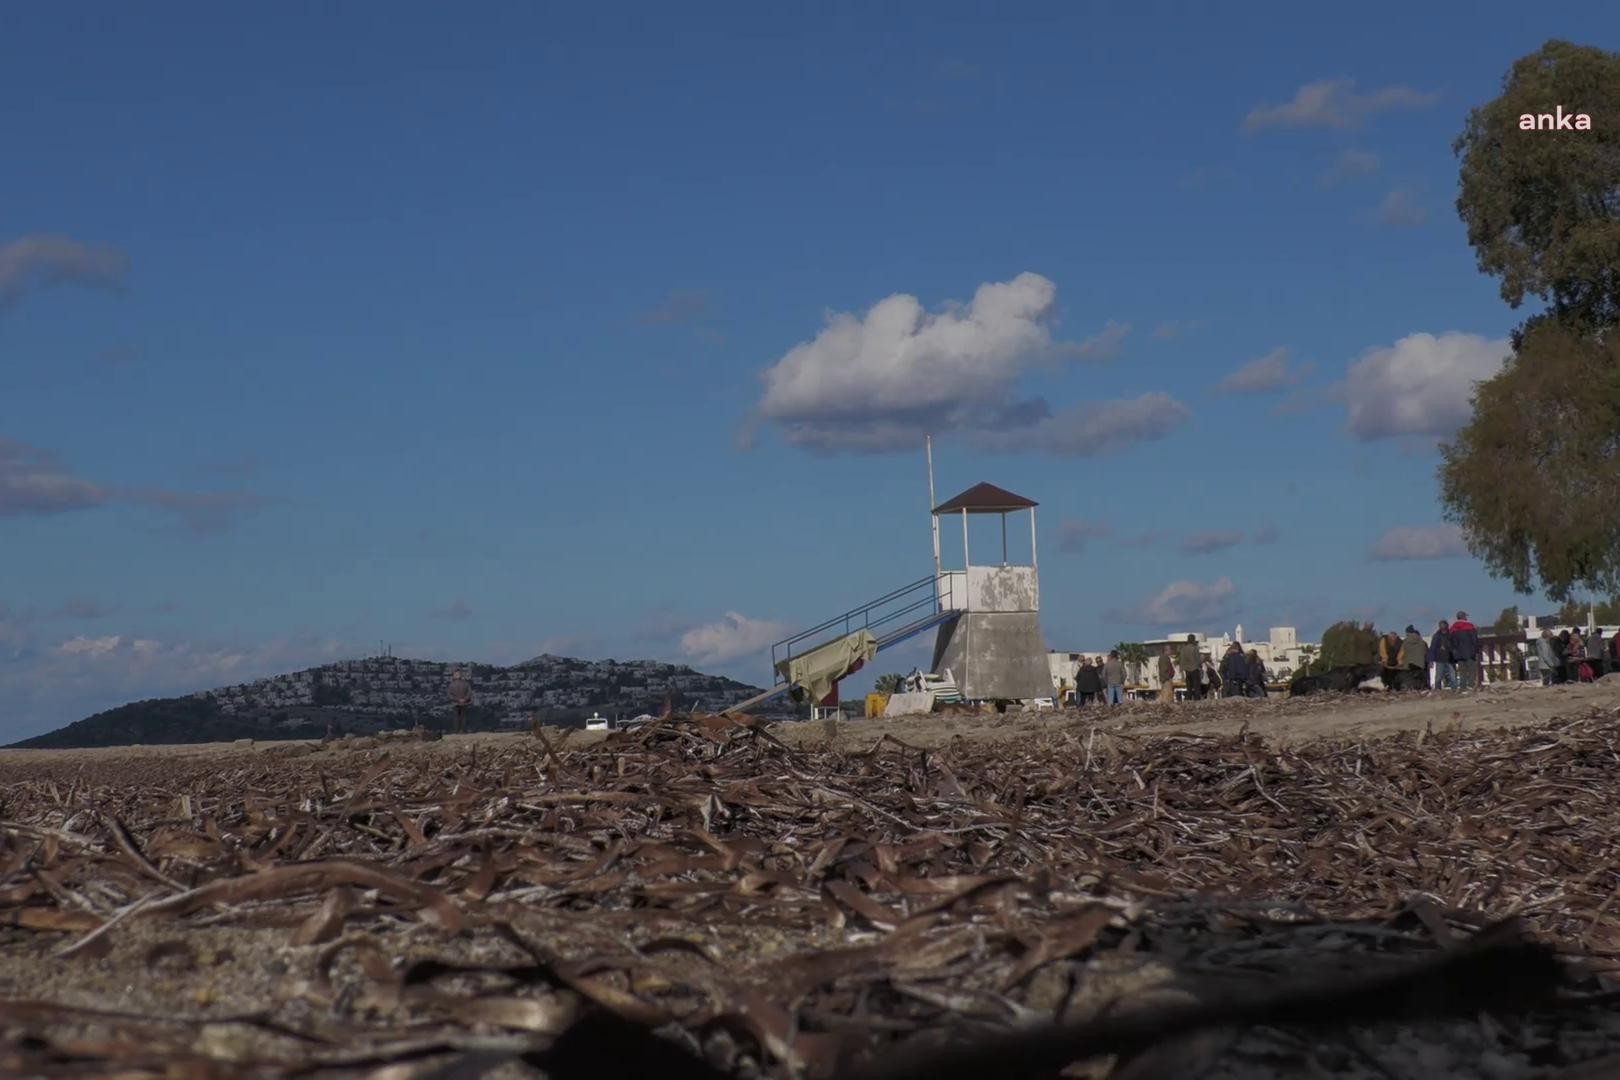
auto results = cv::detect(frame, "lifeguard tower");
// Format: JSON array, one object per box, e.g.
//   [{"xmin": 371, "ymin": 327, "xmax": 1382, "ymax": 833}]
[
  {"xmin": 724, "ymin": 449, "xmax": 1052, "ymax": 716},
  {"xmin": 927, "ymin": 481, "xmax": 1052, "ymax": 701}
]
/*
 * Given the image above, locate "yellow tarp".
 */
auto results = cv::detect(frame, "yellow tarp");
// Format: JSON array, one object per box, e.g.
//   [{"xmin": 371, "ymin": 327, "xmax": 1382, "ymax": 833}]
[
  {"xmin": 775, "ymin": 630, "xmax": 879, "ymax": 705},
  {"xmin": 865, "ymin": 693, "xmax": 889, "ymax": 718}
]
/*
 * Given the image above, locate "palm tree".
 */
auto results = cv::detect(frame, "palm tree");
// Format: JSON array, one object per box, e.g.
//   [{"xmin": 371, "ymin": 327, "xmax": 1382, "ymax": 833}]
[
  {"xmin": 1115, "ymin": 642, "xmax": 1149, "ymax": 684},
  {"xmin": 874, "ymin": 673, "xmax": 907, "ymax": 694},
  {"xmin": 1298, "ymin": 644, "xmax": 1318, "ymax": 674}
]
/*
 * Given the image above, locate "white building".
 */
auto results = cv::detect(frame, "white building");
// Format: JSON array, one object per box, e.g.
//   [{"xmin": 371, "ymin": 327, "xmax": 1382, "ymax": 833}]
[{"xmin": 1049, "ymin": 626, "xmax": 1319, "ymax": 695}]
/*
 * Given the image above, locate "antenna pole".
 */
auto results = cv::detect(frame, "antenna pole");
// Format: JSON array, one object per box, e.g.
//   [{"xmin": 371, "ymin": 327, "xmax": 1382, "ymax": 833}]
[{"xmin": 927, "ymin": 436, "xmax": 942, "ymax": 590}]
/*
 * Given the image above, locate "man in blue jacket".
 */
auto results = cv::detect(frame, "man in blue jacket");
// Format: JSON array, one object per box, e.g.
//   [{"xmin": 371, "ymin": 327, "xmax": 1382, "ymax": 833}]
[{"xmin": 1449, "ymin": 612, "xmax": 1481, "ymax": 690}]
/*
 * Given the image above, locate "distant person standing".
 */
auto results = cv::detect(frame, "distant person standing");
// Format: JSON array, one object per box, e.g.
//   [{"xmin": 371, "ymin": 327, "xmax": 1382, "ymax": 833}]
[
  {"xmin": 1378, "ymin": 630, "xmax": 1403, "ymax": 691},
  {"xmin": 448, "ymin": 667, "xmax": 472, "ymax": 733},
  {"xmin": 1536, "ymin": 629, "xmax": 1560, "ymax": 685},
  {"xmin": 1102, "ymin": 651, "xmax": 1126, "ymax": 706},
  {"xmin": 1399, "ymin": 626, "xmax": 1428, "ymax": 691},
  {"xmin": 1567, "ymin": 629, "xmax": 1588, "ymax": 683},
  {"xmin": 1156, "ymin": 645, "xmax": 1176, "ymax": 703},
  {"xmin": 1178, "ymin": 636, "xmax": 1203, "ymax": 701},
  {"xmin": 1429, "ymin": 620, "xmax": 1456, "ymax": 690},
  {"xmin": 1246, "ymin": 649, "xmax": 1268, "ymax": 697},
  {"xmin": 1450, "ymin": 612, "xmax": 1481, "ymax": 690},
  {"xmin": 1074, "ymin": 656, "xmax": 1102, "ymax": 705},
  {"xmin": 1220, "ymin": 642, "xmax": 1249, "ymax": 699},
  {"xmin": 1591, "ymin": 629, "xmax": 1607, "ymax": 678}
]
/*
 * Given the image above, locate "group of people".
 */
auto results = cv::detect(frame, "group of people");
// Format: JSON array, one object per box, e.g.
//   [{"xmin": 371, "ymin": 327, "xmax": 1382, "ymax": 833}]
[
  {"xmin": 1373, "ymin": 612, "xmax": 1481, "ymax": 690},
  {"xmin": 1534, "ymin": 626, "xmax": 1618, "ymax": 684},
  {"xmin": 1068, "ymin": 635, "xmax": 1272, "ymax": 706}
]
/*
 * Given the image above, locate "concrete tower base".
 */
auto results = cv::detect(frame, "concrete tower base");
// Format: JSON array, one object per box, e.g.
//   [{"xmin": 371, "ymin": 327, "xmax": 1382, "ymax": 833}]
[{"xmin": 932, "ymin": 612, "xmax": 1052, "ymax": 701}]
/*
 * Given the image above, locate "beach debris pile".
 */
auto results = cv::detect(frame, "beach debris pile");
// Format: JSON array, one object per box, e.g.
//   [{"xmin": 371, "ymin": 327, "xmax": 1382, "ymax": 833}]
[{"xmin": 4, "ymin": 708, "xmax": 1620, "ymax": 1077}]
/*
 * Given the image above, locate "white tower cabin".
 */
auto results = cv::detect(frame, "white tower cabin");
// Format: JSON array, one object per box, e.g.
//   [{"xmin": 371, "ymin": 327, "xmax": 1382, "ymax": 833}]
[{"xmin": 929, "ymin": 482, "xmax": 1052, "ymax": 702}]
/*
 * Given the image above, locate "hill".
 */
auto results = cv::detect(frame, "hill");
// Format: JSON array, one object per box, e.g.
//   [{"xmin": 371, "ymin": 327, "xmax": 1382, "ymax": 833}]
[{"xmin": 8, "ymin": 653, "xmax": 770, "ymax": 749}]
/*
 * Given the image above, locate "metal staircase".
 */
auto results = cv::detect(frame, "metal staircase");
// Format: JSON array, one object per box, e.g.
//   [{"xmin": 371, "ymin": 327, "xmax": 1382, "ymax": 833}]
[{"xmin": 721, "ymin": 576, "xmax": 960, "ymax": 715}]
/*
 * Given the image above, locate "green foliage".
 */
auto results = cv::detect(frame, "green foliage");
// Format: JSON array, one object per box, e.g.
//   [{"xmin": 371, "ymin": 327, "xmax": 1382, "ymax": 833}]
[
  {"xmin": 1454, "ymin": 40, "xmax": 1620, "ymax": 330},
  {"xmin": 1443, "ymin": 41, "xmax": 1620, "ymax": 602},
  {"xmin": 1493, "ymin": 606, "xmax": 1522, "ymax": 634},
  {"xmin": 1319, "ymin": 621, "xmax": 1378, "ymax": 669},
  {"xmin": 873, "ymin": 673, "xmax": 906, "ymax": 694},
  {"xmin": 1439, "ymin": 325, "xmax": 1620, "ymax": 601}
]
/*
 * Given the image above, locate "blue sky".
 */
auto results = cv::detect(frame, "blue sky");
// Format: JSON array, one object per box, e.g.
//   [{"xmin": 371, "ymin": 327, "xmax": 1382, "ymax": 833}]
[{"xmin": 2, "ymin": 2, "xmax": 1609, "ymax": 739}]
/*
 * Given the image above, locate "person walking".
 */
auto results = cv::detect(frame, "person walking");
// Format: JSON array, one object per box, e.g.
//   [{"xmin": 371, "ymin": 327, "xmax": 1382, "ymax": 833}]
[
  {"xmin": 1399, "ymin": 626, "xmax": 1428, "ymax": 691},
  {"xmin": 448, "ymin": 667, "xmax": 473, "ymax": 733},
  {"xmin": 1156, "ymin": 645, "xmax": 1176, "ymax": 703},
  {"xmin": 1102, "ymin": 651, "xmax": 1126, "ymax": 706},
  {"xmin": 1536, "ymin": 629, "xmax": 1560, "ymax": 685},
  {"xmin": 1074, "ymin": 656, "xmax": 1102, "ymax": 705},
  {"xmin": 1178, "ymin": 636, "xmax": 1203, "ymax": 701},
  {"xmin": 1450, "ymin": 612, "xmax": 1481, "ymax": 690}
]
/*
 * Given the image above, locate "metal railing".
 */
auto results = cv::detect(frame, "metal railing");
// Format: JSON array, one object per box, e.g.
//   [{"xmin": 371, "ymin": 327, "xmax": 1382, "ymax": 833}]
[{"xmin": 770, "ymin": 574, "xmax": 956, "ymax": 684}]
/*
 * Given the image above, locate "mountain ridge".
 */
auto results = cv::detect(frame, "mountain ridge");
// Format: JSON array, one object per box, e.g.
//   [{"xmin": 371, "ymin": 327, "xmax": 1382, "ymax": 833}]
[{"xmin": 8, "ymin": 652, "xmax": 770, "ymax": 750}]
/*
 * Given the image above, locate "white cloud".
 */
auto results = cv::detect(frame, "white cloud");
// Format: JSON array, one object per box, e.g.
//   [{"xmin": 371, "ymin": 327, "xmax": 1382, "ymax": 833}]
[
  {"xmin": 1107, "ymin": 578, "xmax": 1239, "ymax": 627},
  {"xmin": 1342, "ymin": 332, "xmax": 1510, "ymax": 440},
  {"xmin": 1370, "ymin": 525, "xmax": 1468, "ymax": 561},
  {"xmin": 1243, "ymin": 79, "xmax": 1438, "ymax": 133},
  {"xmin": 1375, "ymin": 189, "xmax": 1426, "ymax": 227},
  {"xmin": 1215, "ymin": 347, "xmax": 1313, "ymax": 394},
  {"xmin": 1321, "ymin": 148, "xmax": 1380, "ymax": 186},
  {"xmin": 679, "ymin": 612, "xmax": 792, "ymax": 665},
  {"xmin": 1069, "ymin": 320, "xmax": 1132, "ymax": 361},
  {"xmin": 1057, "ymin": 519, "xmax": 1113, "ymax": 552},
  {"xmin": 748, "ymin": 274, "xmax": 1183, "ymax": 455},
  {"xmin": 0, "ymin": 234, "xmax": 128, "ymax": 309},
  {"xmin": 56, "ymin": 635, "xmax": 123, "ymax": 657}
]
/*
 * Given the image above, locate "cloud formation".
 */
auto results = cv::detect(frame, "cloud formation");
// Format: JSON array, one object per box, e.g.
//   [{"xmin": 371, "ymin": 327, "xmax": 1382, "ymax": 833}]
[
  {"xmin": 1375, "ymin": 189, "xmax": 1426, "ymax": 227},
  {"xmin": 1370, "ymin": 524, "xmax": 1468, "ymax": 561},
  {"xmin": 1057, "ymin": 519, "xmax": 1113, "ymax": 553},
  {"xmin": 1107, "ymin": 578, "xmax": 1239, "ymax": 627},
  {"xmin": 749, "ymin": 274, "xmax": 1187, "ymax": 455},
  {"xmin": 1215, "ymin": 347, "xmax": 1313, "ymax": 394},
  {"xmin": 1320, "ymin": 149, "xmax": 1380, "ymax": 186},
  {"xmin": 679, "ymin": 612, "xmax": 791, "ymax": 665},
  {"xmin": 1179, "ymin": 531, "xmax": 1247, "ymax": 555},
  {"xmin": 1342, "ymin": 332, "xmax": 1511, "ymax": 440},
  {"xmin": 0, "ymin": 235, "xmax": 128, "ymax": 309},
  {"xmin": 0, "ymin": 437, "xmax": 264, "ymax": 533},
  {"xmin": 1243, "ymin": 79, "xmax": 1439, "ymax": 132}
]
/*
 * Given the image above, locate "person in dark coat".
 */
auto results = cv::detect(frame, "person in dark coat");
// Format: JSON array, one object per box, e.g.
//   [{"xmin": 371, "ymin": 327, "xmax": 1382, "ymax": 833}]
[
  {"xmin": 1246, "ymin": 649, "xmax": 1268, "ymax": 697},
  {"xmin": 1220, "ymin": 643, "xmax": 1249, "ymax": 699},
  {"xmin": 1428, "ymin": 621, "xmax": 1455, "ymax": 690},
  {"xmin": 1074, "ymin": 656, "xmax": 1102, "ymax": 705}
]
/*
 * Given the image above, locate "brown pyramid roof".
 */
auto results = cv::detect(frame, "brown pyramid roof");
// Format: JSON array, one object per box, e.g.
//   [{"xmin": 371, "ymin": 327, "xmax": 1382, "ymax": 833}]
[{"xmin": 932, "ymin": 481, "xmax": 1038, "ymax": 515}]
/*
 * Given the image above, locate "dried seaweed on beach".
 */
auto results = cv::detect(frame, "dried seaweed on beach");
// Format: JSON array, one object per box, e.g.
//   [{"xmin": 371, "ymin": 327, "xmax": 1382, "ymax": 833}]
[{"xmin": 5, "ymin": 702, "xmax": 1620, "ymax": 1077}]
